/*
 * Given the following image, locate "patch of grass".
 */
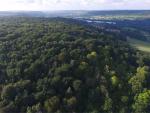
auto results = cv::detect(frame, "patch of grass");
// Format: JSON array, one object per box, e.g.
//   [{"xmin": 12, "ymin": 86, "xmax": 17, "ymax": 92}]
[{"xmin": 128, "ymin": 38, "xmax": 150, "ymax": 53}]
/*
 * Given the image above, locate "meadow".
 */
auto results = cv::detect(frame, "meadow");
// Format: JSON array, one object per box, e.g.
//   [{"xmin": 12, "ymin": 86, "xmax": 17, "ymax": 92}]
[{"xmin": 128, "ymin": 38, "xmax": 150, "ymax": 52}]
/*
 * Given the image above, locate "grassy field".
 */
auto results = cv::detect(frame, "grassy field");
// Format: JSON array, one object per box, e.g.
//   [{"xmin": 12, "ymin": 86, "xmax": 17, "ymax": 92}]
[{"xmin": 127, "ymin": 38, "xmax": 150, "ymax": 53}]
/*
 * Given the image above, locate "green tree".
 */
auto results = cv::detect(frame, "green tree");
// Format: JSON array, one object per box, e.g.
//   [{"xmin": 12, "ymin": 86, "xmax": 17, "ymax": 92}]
[
  {"xmin": 111, "ymin": 75, "xmax": 119, "ymax": 87},
  {"xmin": 1, "ymin": 85, "xmax": 16, "ymax": 101},
  {"xmin": 44, "ymin": 96, "xmax": 60, "ymax": 113},
  {"xmin": 133, "ymin": 90, "xmax": 150, "ymax": 113},
  {"xmin": 103, "ymin": 97, "xmax": 113, "ymax": 113},
  {"xmin": 26, "ymin": 103, "xmax": 42, "ymax": 113},
  {"xmin": 66, "ymin": 97, "xmax": 77, "ymax": 109},
  {"xmin": 129, "ymin": 66, "xmax": 150, "ymax": 94},
  {"xmin": 73, "ymin": 80, "xmax": 82, "ymax": 91},
  {"xmin": 87, "ymin": 51, "xmax": 97, "ymax": 60}
]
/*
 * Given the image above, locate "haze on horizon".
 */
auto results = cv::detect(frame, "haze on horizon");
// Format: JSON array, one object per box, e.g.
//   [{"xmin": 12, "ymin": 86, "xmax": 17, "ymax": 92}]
[{"xmin": 0, "ymin": 0, "xmax": 150, "ymax": 11}]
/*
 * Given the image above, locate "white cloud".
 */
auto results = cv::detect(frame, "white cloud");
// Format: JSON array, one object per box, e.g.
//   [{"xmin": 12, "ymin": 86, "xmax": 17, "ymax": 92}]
[{"xmin": 0, "ymin": 0, "xmax": 149, "ymax": 11}]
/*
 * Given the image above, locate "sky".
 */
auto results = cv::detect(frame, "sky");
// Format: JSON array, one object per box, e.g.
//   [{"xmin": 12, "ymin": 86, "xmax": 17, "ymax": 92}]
[{"xmin": 0, "ymin": 0, "xmax": 150, "ymax": 11}]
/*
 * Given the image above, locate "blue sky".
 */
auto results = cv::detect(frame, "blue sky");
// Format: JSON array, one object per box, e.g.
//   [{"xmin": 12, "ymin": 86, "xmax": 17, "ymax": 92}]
[{"xmin": 0, "ymin": 0, "xmax": 150, "ymax": 11}]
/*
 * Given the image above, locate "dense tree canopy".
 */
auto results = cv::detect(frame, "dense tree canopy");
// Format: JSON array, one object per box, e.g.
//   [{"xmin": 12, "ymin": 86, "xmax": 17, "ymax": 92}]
[{"xmin": 0, "ymin": 17, "xmax": 149, "ymax": 113}]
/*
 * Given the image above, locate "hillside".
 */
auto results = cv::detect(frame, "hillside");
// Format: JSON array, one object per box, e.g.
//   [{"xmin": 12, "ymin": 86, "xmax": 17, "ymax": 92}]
[
  {"xmin": 78, "ymin": 17, "xmax": 150, "ymax": 53},
  {"xmin": 128, "ymin": 38, "xmax": 150, "ymax": 53},
  {"xmin": 0, "ymin": 17, "xmax": 150, "ymax": 113}
]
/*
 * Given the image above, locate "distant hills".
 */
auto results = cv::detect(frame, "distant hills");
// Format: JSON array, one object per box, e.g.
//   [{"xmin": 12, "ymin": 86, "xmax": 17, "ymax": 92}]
[{"xmin": 0, "ymin": 10, "xmax": 150, "ymax": 19}]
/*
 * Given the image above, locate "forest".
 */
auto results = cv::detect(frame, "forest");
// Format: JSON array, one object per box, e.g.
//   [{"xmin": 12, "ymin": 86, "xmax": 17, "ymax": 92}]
[{"xmin": 0, "ymin": 17, "xmax": 150, "ymax": 113}]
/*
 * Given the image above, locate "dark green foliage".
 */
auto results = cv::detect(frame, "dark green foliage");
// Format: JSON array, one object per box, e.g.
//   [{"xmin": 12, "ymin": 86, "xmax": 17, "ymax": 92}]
[
  {"xmin": 0, "ymin": 17, "xmax": 149, "ymax": 113},
  {"xmin": 44, "ymin": 96, "xmax": 60, "ymax": 113}
]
